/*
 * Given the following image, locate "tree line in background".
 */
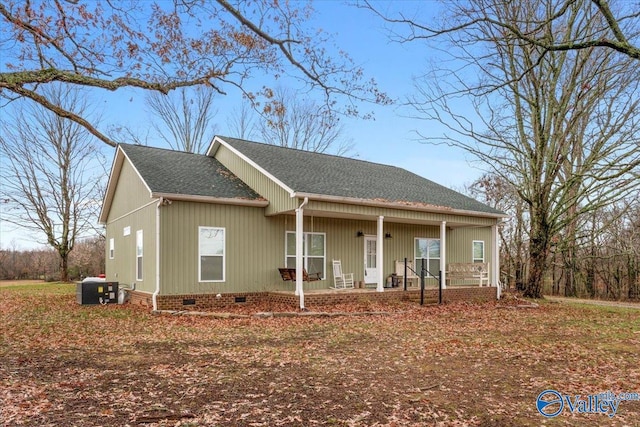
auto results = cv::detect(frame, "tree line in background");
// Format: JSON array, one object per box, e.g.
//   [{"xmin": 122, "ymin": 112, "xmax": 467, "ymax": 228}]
[
  {"xmin": 470, "ymin": 173, "xmax": 640, "ymax": 300},
  {"xmin": 0, "ymin": 236, "xmax": 104, "ymax": 281}
]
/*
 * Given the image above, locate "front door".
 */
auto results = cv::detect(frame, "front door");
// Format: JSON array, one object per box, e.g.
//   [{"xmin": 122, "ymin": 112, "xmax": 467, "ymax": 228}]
[{"xmin": 364, "ymin": 236, "xmax": 378, "ymax": 284}]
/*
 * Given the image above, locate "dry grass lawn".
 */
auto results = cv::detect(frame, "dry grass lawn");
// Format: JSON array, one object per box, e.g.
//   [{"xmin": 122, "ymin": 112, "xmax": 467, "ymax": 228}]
[{"xmin": 1, "ymin": 283, "xmax": 639, "ymax": 426}]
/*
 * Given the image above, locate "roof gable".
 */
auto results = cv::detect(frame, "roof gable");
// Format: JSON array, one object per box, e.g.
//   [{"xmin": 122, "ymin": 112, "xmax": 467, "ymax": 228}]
[
  {"xmin": 119, "ymin": 143, "xmax": 263, "ymax": 200},
  {"xmin": 99, "ymin": 144, "xmax": 266, "ymax": 223},
  {"xmin": 212, "ymin": 136, "xmax": 504, "ymax": 216}
]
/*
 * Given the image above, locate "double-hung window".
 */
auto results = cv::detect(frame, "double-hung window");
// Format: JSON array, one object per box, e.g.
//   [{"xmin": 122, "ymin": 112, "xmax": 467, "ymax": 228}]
[
  {"xmin": 285, "ymin": 232, "xmax": 326, "ymax": 279},
  {"xmin": 136, "ymin": 230, "xmax": 143, "ymax": 280},
  {"xmin": 415, "ymin": 238, "xmax": 440, "ymax": 278},
  {"xmin": 199, "ymin": 227, "xmax": 225, "ymax": 282},
  {"xmin": 473, "ymin": 241, "xmax": 485, "ymax": 263}
]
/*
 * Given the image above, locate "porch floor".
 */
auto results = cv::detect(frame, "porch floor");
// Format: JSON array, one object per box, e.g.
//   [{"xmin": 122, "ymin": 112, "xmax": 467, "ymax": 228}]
[
  {"xmin": 266, "ymin": 284, "xmax": 497, "ymax": 307},
  {"xmin": 270, "ymin": 285, "xmax": 429, "ymax": 295}
]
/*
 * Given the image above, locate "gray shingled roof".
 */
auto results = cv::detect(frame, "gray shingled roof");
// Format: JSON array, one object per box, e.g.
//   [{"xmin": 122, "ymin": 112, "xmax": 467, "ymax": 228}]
[
  {"xmin": 120, "ymin": 143, "xmax": 263, "ymax": 200},
  {"xmin": 219, "ymin": 137, "xmax": 503, "ymax": 215}
]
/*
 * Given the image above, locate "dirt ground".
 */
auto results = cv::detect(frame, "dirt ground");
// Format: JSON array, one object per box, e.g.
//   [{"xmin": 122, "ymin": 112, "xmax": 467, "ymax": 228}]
[{"xmin": 2, "ymin": 284, "xmax": 639, "ymax": 426}]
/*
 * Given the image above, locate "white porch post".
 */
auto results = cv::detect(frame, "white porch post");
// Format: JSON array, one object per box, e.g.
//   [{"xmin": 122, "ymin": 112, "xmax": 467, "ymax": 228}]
[
  {"xmin": 440, "ymin": 221, "xmax": 447, "ymax": 289},
  {"xmin": 377, "ymin": 216, "xmax": 384, "ymax": 292},
  {"xmin": 492, "ymin": 224, "xmax": 500, "ymax": 299},
  {"xmin": 295, "ymin": 198, "xmax": 308, "ymax": 309}
]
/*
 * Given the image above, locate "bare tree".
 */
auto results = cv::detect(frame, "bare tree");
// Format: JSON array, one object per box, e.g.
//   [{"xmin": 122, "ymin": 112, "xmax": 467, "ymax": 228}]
[
  {"xmin": 146, "ymin": 86, "xmax": 217, "ymax": 154},
  {"xmin": 226, "ymin": 102, "xmax": 258, "ymax": 141},
  {"xmin": 0, "ymin": 84, "xmax": 106, "ymax": 282},
  {"xmin": 258, "ymin": 87, "xmax": 353, "ymax": 155},
  {"xmin": 364, "ymin": 0, "xmax": 639, "ymax": 60},
  {"xmin": 1, "ymin": 0, "xmax": 390, "ymax": 147},
  {"xmin": 371, "ymin": 0, "xmax": 640, "ymax": 298}
]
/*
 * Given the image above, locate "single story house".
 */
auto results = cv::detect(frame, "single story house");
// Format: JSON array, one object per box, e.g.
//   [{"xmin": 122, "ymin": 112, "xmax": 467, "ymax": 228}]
[{"xmin": 99, "ymin": 136, "xmax": 506, "ymax": 310}]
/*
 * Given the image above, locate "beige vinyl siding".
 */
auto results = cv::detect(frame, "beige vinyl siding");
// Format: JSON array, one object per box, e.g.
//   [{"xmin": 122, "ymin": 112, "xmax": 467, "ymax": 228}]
[
  {"xmin": 283, "ymin": 217, "xmax": 446, "ymax": 290},
  {"xmin": 149, "ymin": 199, "xmax": 496, "ymax": 295},
  {"xmin": 105, "ymin": 199, "xmax": 157, "ymax": 294},
  {"xmin": 446, "ymin": 227, "xmax": 493, "ymax": 265},
  {"xmin": 104, "ymin": 158, "xmax": 157, "ymax": 293},
  {"xmin": 158, "ymin": 201, "xmax": 287, "ymax": 295},
  {"xmin": 214, "ymin": 144, "xmax": 297, "ymax": 214},
  {"xmin": 105, "ymin": 160, "xmax": 151, "ymax": 221}
]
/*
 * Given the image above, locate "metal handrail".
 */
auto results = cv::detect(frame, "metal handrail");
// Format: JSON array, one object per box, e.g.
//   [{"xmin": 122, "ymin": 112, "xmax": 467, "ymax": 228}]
[{"xmin": 401, "ymin": 257, "xmax": 442, "ymax": 305}]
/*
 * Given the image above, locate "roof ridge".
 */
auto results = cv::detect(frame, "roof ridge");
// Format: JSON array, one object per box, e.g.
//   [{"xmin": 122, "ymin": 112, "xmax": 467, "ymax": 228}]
[
  {"xmin": 119, "ymin": 142, "xmax": 205, "ymax": 157},
  {"xmin": 218, "ymin": 135, "xmax": 417, "ymax": 174}
]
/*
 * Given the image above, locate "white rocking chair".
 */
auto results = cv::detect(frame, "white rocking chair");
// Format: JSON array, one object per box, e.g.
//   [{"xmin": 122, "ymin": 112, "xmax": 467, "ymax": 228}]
[{"xmin": 332, "ymin": 260, "xmax": 354, "ymax": 289}]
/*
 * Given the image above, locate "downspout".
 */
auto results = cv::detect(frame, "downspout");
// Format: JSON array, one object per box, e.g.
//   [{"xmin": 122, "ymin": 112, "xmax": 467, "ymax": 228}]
[
  {"xmin": 492, "ymin": 224, "xmax": 500, "ymax": 299},
  {"xmin": 295, "ymin": 197, "xmax": 309, "ymax": 310},
  {"xmin": 152, "ymin": 197, "xmax": 163, "ymax": 311}
]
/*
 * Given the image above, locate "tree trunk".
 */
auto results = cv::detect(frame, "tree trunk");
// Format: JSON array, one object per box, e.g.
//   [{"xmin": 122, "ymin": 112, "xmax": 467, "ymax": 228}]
[
  {"xmin": 525, "ymin": 227, "xmax": 549, "ymax": 298},
  {"xmin": 59, "ymin": 253, "xmax": 70, "ymax": 282},
  {"xmin": 628, "ymin": 256, "xmax": 638, "ymax": 300},
  {"xmin": 563, "ymin": 246, "xmax": 577, "ymax": 297}
]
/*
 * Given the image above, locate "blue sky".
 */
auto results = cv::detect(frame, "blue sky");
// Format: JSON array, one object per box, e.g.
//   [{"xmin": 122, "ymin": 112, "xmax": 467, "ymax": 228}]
[
  {"xmin": 101, "ymin": 1, "xmax": 483, "ymax": 185},
  {"xmin": 1, "ymin": 1, "xmax": 485, "ymax": 250}
]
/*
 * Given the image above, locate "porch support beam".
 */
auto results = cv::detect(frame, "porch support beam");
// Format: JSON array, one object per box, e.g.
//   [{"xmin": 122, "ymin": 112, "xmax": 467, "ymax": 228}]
[
  {"xmin": 492, "ymin": 224, "xmax": 500, "ymax": 299},
  {"xmin": 377, "ymin": 216, "xmax": 384, "ymax": 292},
  {"xmin": 440, "ymin": 221, "xmax": 447, "ymax": 289},
  {"xmin": 295, "ymin": 198, "xmax": 308, "ymax": 309}
]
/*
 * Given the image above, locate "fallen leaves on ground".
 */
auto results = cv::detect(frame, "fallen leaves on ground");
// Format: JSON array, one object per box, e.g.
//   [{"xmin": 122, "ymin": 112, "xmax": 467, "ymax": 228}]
[{"xmin": 1, "ymin": 284, "xmax": 639, "ymax": 426}]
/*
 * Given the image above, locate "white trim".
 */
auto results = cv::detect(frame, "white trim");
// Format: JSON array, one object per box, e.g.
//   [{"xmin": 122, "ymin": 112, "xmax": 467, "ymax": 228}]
[
  {"xmin": 295, "ymin": 197, "xmax": 308, "ymax": 309},
  {"xmin": 150, "ymin": 192, "xmax": 268, "ymax": 207},
  {"xmin": 285, "ymin": 231, "xmax": 326, "ymax": 280},
  {"xmin": 440, "ymin": 221, "xmax": 447, "ymax": 289},
  {"xmin": 212, "ymin": 136, "xmax": 296, "ymax": 197},
  {"xmin": 376, "ymin": 216, "xmax": 384, "ymax": 292},
  {"xmin": 414, "ymin": 237, "xmax": 441, "ymax": 279},
  {"xmin": 99, "ymin": 146, "xmax": 154, "ymax": 224},
  {"xmin": 363, "ymin": 236, "xmax": 378, "ymax": 285},
  {"xmin": 198, "ymin": 226, "xmax": 226, "ymax": 282},
  {"xmin": 472, "ymin": 240, "xmax": 485, "ymax": 263},
  {"xmin": 152, "ymin": 201, "xmax": 161, "ymax": 310},
  {"xmin": 492, "ymin": 224, "xmax": 500, "ymax": 299},
  {"xmin": 106, "ymin": 200, "xmax": 158, "ymax": 225}
]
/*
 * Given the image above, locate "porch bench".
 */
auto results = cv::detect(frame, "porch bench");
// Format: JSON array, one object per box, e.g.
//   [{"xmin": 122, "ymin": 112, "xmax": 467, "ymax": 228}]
[
  {"xmin": 394, "ymin": 260, "xmax": 419, "ymax": 288},
  {"xmin": 278, "ymin": 268, "xmax": 321, "ymax": 283},
  {"xmin": 446, "ymin": 262, "xmax": 490, "ymax": 287}
]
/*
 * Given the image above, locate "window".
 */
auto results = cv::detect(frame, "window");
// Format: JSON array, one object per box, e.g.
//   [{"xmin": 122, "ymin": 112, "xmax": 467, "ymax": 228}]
[
  {"xmin": 199, "ymin": 227, "xmax": 225, "ymax": 282},
  {"xmin": 136, "ymin": 230, "xmax": 143, "ymax": 280},
  {"xmin": 415, "ymin": 238, "xmax": 440, "ymax": 278},
  {"xmin": 109, "ymin": 238, "xmax": 115, "ymax": 259},
  {"xmin": 285, "ymin": 232, "xmax": 326, "ymax": 279},
  {"xmin": 473, "ymin": 241, "xmax": 485, "ymax": 263}
]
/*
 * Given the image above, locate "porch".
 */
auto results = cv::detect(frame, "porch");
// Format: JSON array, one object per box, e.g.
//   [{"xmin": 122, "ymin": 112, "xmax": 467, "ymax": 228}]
[{"xmin": 283, "ymin": 198, "xmax": 502, "ymax": 310}]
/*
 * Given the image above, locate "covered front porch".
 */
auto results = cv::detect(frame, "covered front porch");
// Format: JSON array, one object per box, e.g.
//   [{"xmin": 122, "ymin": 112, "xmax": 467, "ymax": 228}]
[{"xmin": 283, "ymin": 196, "xmax": 503, "ymax": 309}]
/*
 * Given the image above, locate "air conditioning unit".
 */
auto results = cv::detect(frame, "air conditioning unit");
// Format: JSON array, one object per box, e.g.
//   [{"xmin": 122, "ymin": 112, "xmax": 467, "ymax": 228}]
[{"xmin": 76, "ymin": 279, "xmax": 119, "ymax": 305}]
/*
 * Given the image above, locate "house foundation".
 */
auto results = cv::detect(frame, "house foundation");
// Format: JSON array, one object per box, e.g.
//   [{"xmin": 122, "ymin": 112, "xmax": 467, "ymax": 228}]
[{"xmin": 129, "ymin": 286, "xmax": 498, "ymax": 311}]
